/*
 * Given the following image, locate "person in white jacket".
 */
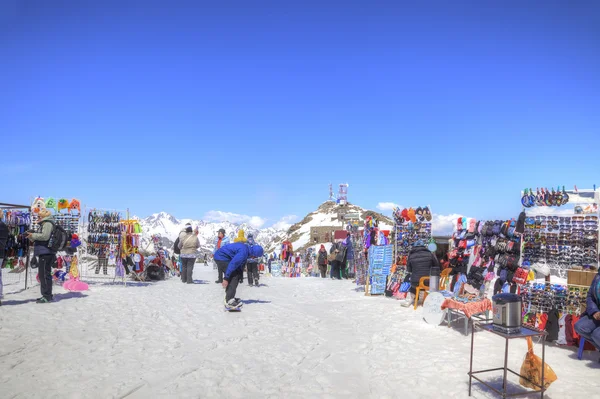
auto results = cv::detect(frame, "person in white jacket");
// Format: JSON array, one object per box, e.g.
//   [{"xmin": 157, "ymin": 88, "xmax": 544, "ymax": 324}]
[{"xmin": 178, "ymin": 223, "xmax": 200, "ymax": 284}]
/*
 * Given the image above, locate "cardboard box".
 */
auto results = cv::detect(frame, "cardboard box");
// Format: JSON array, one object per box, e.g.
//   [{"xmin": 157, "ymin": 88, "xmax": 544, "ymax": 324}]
[
  {"xmin": 568, "ymin": 270, "xmax": 582, "ymax": 286},
  {"xmin": 583, "ymin": 271, "xmax": 597, "ymax": 287}
]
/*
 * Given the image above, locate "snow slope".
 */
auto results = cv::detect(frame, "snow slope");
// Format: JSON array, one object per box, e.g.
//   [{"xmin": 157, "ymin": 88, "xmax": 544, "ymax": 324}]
[{"xmin": 1, "ymin": 268, "xmax": 597, "ymax": 399}]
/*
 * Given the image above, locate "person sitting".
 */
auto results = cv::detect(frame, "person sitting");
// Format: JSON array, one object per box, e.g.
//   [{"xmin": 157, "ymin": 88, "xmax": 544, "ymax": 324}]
[
  {"xmin": 574, "ymin": 271, "xmax": 600, "ymax": 356},
  {"xmin": 401, "ymin": 240, "xmax": 439, "ymax": 307}
]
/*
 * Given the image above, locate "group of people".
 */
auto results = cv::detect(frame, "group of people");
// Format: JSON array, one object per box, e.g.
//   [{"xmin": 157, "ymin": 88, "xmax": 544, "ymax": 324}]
[{"xmin": 315, "ymin": 233, "xmax": 355, "ymax": 279}]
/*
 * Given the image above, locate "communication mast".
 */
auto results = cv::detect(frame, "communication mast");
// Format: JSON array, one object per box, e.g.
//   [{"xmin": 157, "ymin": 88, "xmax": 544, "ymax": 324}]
[{"xmin": 338, "ymin": 183, "xmax": 349, "ymax": 205}]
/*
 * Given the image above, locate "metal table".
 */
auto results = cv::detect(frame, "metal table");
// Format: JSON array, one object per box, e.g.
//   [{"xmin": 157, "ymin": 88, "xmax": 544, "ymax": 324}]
[{"xmin": 468, "ymin": 323, "xmax": 548, "ymax": 398}]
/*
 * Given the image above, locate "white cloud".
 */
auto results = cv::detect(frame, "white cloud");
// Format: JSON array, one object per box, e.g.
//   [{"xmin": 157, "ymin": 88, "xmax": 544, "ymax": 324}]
[
  {"xmin": 431, "ymin": 213, "xmax": 465, "ymax": 236},
  {"xmin": 271, "ymin": 215, "xmax": 298, "ymax": 231},
  {"xmin": 377, "ymin": 202, "xmax": 401, "ymax": 213},
  {"xmin": 204, "ymin": 210, "xmax": 266, "ymax": 229}
]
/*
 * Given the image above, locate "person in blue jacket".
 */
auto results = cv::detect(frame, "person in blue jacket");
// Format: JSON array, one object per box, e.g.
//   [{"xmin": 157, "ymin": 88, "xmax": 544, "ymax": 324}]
[
  {"xmin": 574, "ymin": 271, "xmax": 600, "ymax": 353},
  {"xmin": 214, "ymin": 242, "xmax": 264, "ymax": 309}
]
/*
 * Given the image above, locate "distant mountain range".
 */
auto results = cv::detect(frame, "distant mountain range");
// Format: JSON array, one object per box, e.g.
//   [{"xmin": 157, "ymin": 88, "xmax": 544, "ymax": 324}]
[{"xmin": 135, "ymin": 202, "xmax": 393, "ymax": 255}]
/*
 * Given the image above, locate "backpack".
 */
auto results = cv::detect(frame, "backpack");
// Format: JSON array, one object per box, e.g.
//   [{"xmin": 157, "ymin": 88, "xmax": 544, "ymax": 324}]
[
  {"xmin": 173, "ymin": 237, "xmax": 181, "ymax": 255},
  {"xmin": 43, "ymin": 221, "xmax": 69, "ymax": 252}
]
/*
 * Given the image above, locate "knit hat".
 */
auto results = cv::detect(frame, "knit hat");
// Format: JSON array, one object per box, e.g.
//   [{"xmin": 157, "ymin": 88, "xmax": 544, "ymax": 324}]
[
  {"xmin": 69, "ymin": 199, "xmax": 81, "ymax": 214},
  {"xmin": 218, "ymin": 228, "xmax": 226, "ymax": 235},
  {"xmin": 58, "ymin": 199, "xmax": 69, "ymax": 212},
  {"xmin": 320, "ymin": 244, "xmax": 325, "ymax": 250},
  {"xmin": 32, "ymin": 197, "xmax": 46, "ymax": 213}
]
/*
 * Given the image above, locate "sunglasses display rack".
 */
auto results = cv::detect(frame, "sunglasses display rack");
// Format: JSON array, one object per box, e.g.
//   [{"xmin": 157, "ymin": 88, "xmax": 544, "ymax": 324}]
[
  {"xmin": 80, "ymin": 208, "xmax": 125, "ymax": 282},
  {"xmin": 520, "ymin": 282, "xmax": 588, "ymax": 317},
  {"xmin": 392, "ymin": 205, "xmax": 433, "ymax": 265},
  {"xmin": 520, "ymin": 188, "xmax": 599, "ymax": 280},
  {"xmin": 30, "ymin": 197, "xmax": 82, "ymax": 236},
  {"xmin": 1, "ymin": 208, "xmax": 32, "ymax": 294}
]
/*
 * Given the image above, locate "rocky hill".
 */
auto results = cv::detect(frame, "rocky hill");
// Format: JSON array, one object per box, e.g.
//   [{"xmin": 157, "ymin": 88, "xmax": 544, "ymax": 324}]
[{"xmin": 266, "ymin": 201, "xmax": 393, "ymax": 253}]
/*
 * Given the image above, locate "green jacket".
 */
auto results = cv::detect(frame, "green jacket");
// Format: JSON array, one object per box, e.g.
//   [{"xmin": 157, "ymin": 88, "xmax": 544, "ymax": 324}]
[{"xmin": 32, "ymin": 216, "xmax": 55, "ymax": 255}]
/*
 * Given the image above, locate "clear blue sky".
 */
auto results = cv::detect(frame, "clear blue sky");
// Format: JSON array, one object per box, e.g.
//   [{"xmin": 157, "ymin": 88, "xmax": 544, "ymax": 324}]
[{"xmin": 1, "ymin": 0, "xmax": 599, "ymax": 227}]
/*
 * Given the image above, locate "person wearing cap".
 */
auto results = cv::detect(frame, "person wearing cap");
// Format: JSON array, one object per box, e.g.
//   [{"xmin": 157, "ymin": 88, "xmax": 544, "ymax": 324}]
[
  {"xmin": 26, "ymin": 209, "xmax": 58, "ymax": 303},
  {"xmin": 213, "ymin": 228, "xmax": 231, "ymax": 283},
  {"xmin": 400, "ymin": 240, "xmax": 439, "ymax": 307},
  {"xmin": 214, "ymin": 242, "xmax": 264, "ymax": 310},
  {"xmin": 0, "ymin": 218, "xmax": 8, "ymax": 305},
  {"xmin": 178, "ymin": 223, "xmax": 200, "ymax": 284}
]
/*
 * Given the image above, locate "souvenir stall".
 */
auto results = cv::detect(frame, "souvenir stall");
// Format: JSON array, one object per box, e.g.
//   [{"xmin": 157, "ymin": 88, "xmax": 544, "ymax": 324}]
[
  {"xmin": 279, "ymin": 241, "xmax": 293, "ymax": 277},
  {"xmin": 359, "ymin": 215, "xmax": 388, "ymax": 289},
  {"xmin": 346, "ymin": 218, "xmax": 366, "ymax": 284},
  {"xmin": 81, "ymin": 208, "xmax": 125, "ymax": 284},
  {"xmin": 29, "ymin": 197, "xmax": 86, "ymax": 292},
  {"xmin": 518, "ymin": 187, "xmax": 599, "ymax": 350},
  {"xmin": 120, "ymin": 217, "xmax": 144, "ymax": 280},
  {"xmin": 386, "ymin": 206, "xmax": 433, "ymax": 298},
  {"xmin": 0, "ymin": 203, "xmax": 32, "ymax": 295},
  {"xmin": 365, "ymin": 244, "xmax": 393, "ymax": 295}
]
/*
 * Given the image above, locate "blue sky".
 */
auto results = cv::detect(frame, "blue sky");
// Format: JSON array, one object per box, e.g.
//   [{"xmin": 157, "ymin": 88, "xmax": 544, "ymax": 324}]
[{"xmin": 1, "ymin": 0, "xmax": 599, "ymax": 230}]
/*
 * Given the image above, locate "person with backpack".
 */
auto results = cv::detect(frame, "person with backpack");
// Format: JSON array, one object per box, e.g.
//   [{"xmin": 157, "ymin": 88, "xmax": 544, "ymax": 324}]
[
  {"xmin": 26, "ymin": 209, "xmax": 58, "ymax": 303},
  {"xmin": 214, "ymin": 242, "xmax": 264, "ymax": 310},
  {"xmin": 177, "ymin": 223, "xmax": 200, "ymax": 284},
  {"xmin": 213, "ymin": 228, "xmax": 231, "ymax": 283},
  {"xmin": 317, "ymin": 245, "xmax": 328, "ymax": 278},
  {"xmin": 0, "ymin": 218, "xmax": 9, "ymax": 306},
  {"xmin": 329, "ymin": 240, "xmax": 346, "ymax": 280},
  {"xmin": 400, "ymin": 240, "xmax": 440, "ymax": 307}
]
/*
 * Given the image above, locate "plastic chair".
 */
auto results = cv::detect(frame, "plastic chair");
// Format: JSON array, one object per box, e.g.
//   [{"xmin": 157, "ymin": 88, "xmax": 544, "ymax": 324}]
[
  {"xmin": 439, "ymin": 268, "xmax": 452, "ymax": 291},
  {"xmin": 414, "ymin": 276, "xmax": 430, "ymax": 310}
]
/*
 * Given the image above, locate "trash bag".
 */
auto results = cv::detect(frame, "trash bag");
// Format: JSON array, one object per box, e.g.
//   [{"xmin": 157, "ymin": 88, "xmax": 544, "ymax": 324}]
[
  {"xmin": 146, "ymin": 265, "xmax": 165, "ymax": 281},
  {"xmin": 519, "ymin": 337, "xmax": 557, "ymax": 389}
]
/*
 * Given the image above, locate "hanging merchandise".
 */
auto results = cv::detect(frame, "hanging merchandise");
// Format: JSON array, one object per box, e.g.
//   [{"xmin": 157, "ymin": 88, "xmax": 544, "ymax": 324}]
[
  {"xmin": 521, "ymin": 187, "xmax": 570, "ymax": 208},
  {"xmin": 520, "ymin": 188, "xmax": 599, "ymax": 280},
  {"xmin": 120, "ymin": 218, "xmax": 143, "ymax": 279},
  {"xmin": 386, "ymin": 206, "xmax": 433, "ymax": 298},
  {"xmin": 1, "ymin": 210, "xmax": 31, "ymax": 279},
  {"xmin": 86, "ymin": 209, "xmax": 123, "ymax": 276},
  {"xmin": 365, "ymin": 244, "xmax": 393, "ymax": 295}
]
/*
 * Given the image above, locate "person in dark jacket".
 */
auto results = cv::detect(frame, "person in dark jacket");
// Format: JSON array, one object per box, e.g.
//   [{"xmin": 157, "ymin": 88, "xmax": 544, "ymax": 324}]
[
  {"xmin": 342, "ymin": 233, "xmax": 354, "ymax": 279},
  {"xmin": 26, "ymin": 209, "xmax": 58, "ymax": 303},
  {"xmin": 401, "ymin": 240, "xmax": 439, "ymax": 307},
  {"xmin": 246, "ymin": 233, "xmax": 260, "ymax": 286},
  {"xmin": 317, "ymin": 245, "xmax": 328, "ymax": 278},
  {"xmin": 329, "ymin": 240, "xmax": 345, "ymax": 280},
  {"xmin": 0, "ymin": 219, "xmax": 9, "ymax": 305},
  {"xmin": 574, "ymin": 272, "xmax": 600, "ymax": 351},
  {"xmin": 214, "ymin": 242, "xmax": 264, "ymax": 309}
]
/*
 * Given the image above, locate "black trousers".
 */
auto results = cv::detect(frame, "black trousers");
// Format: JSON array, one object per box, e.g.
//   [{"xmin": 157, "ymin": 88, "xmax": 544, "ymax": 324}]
[
  {"xmin": 318, "ymin": 264, "xmax": 327, "ymax": 278},
  {"xmin": 38, "ymin": 254, "xmax": 56, "ymax": 299},
  {"xmin": 181, "ymin": 258, "xmax": 195, "ymax": 283},
  {"xmin": 95, "ymin": 258, "xmax": 108, "ymax": 274},
  {"xmin": 331, "ymin": 261, "xmax": 342, "ymax": 279},
  {"xmin": 225, "ymin": 268, "xmax": 243, "ymax": 302},
  {"xmin": 215, "ymin": 260, "xmax": 229, "ymax": 283},
  {"xmin": 247, "ymin": 262, "xmax": 259, "ymax": 285}
]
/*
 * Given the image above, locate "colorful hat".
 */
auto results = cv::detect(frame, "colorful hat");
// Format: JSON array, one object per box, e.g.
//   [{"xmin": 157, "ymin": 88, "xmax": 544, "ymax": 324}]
[
  {"xmin": 31, "ymin": 197, "xmax": 46, "ymax": 213},
  {"xmin": 69, "ymin": 199, "xmax": 81, "ymax": 214},
  {"xmin": 58, "ymin": 198, "xmax": 70, "ymax": 212},
  {"xmin": 45, "ymin": 197, "xmax": 58, "ymax": 212}
]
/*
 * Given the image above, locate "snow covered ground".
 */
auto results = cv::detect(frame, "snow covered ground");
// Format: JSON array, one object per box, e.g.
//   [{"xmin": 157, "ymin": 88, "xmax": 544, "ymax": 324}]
[{"xmin": 1, "ymin": 266, "xmax": 599, "ymax": 399}]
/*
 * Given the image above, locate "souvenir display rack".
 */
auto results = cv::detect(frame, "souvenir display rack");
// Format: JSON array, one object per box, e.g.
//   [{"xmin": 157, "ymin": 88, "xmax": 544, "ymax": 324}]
[
  {"xmin": 346, "ymin": 218, "xmax": 367, "ymax": 286},
  {"xmin": 0, "ymin": 203, "xmax": 32, "ymax": 294},
  {"xmin": 121, "ymin": 216, "xmax": 143, "ymax": 280},
  {"xmin": 29, "ymin": 197, "xmax": 83, "ymax": 290},
  {"xmin": 365, "ymin": 244, "xmax": 393, "ymax": 295},
  {"xmin": 520, "ymin": 188, "xmax": 599, "ymax": 280},
  {"xmin": 81, "ymin": 208, "xmax": 125, "ymax": 283}
]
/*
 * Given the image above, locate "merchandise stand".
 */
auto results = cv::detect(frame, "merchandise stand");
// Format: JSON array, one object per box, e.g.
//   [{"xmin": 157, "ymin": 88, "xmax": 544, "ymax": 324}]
[
  {"xmin": 0, "ymin": 203, "xmax": 32, "ymax": 294},
  {"xmin": 520, "ymin": 188, "xmax": 599, "ymax": 280},
  {"xmin": 120, "ymin": 212, "xmax": 143, "ymax": 282},
  {"xmin": 29, "ymin": 196, "xmax": 83, "ymax": 291},
  {"xmin": 80, "ymin": 207, "xmax": 126, "ymax": 285}
]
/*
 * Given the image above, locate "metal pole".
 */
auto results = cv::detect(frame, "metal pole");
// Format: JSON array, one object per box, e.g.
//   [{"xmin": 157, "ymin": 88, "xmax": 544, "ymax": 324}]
[
  {"xmin": 541, "ymin": 337, "xmax": 546, "ymax": 399},
  {"xmin": 469, "ymin": 322, "xmax": 475, "ymax": 396},
  {"xmin": 502, "ymin": 338, "xmax": 509, "ymax": 397}
]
